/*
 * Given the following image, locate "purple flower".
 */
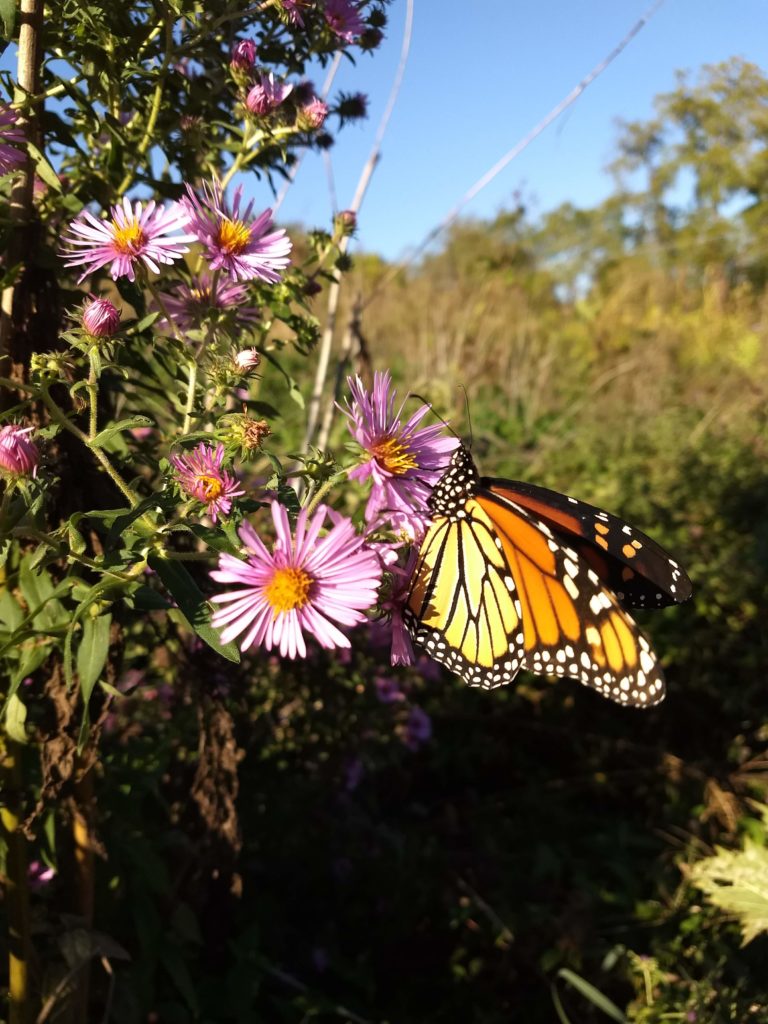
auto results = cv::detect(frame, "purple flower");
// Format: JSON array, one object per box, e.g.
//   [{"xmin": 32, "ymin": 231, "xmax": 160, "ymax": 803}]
[
  {"xmin": 169, "ymin": 442, "xmax": 245, "ymax": 523},
  {"xmin": 82, "ymin": 296, "xmax": 121, "ymax": 337},
  {"xmin": 374, "ymin": 675, "xmax": 405, "ymax": 704},
  {"xmin": 324, "ymin": 0, "xmax": 365, "ymax": 42},
  {"xmin": 152, "ymin": 273, "xmax": 261, "ymax": 334},
  {"xmin": 28, "ymin": 860, "xmax": 56, "ymax": 891},
  {"xmin": 0, "ymin": 424, "xmax": 39, "ymax": 477},
  {"xmin": 400, "ymin": 706, "xmax": 432, "ymax": 751},
  {"xmin": 342, "ymin": 371, "xmax": 458, "ymax": 537},
  {"xmin": 231, "ymin": 38, "xmax": 257, "ymax": 71},
  {"xmin": 281, "ymin": 0, "xmax": 313, "ymax": 26},
  {"xmin": 210, "ymin": 501, "xmax": 382, "ymax": 657},
  {"xmin": 179, "ymin": 180, "xmax": 292, "ymax": 284},
  {"xmin": 245, "ymin": 73, "xmax": 293, "ymax": 115},
  {"xmin": 379, "ymin": 551, "xmax": 418, "ymax": 666},
  {"xmin": 0, "ymin": 104, "xmax": 25, "ymax": 174},
  {"xmin": 61, "ymin": 197, "xmax": 195, "ymax": 284}
]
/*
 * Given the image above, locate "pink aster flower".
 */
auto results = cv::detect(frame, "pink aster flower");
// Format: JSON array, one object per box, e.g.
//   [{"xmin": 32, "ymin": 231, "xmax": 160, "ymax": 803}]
[
  {"xmin": 0, "ymin": 104, "xmax": 25, "ymax": 175},
  {"xmin": 0, "ymin": 424, "xmax": 39, "ymax": 477},
  {"xmin": 245, "ymin": 73, "xmax": 293, "ymax": 116},
  {"xmin": 210, "ymin": 501, "xmax": 382, "ymax": 658},
  {"xmin": 179, "ymin": 180, "xmax": 292, "ymax": 284},
  {"xmin": 152, "ymin": 273, "xmax": 261, "ymax": 334},
  {"xmin": 342, "ymin": 371, "xmax": 458, "ymax": 537},
  {"xmin": 230, "ymin": 38, "xmax": 257, "ymax": 71},
  {"xmin": 324, "ymin": 0, "xmax": 365, "ymax": 42},
  {"xmin": 169, "ymin": 442, "xmax": 245, "ymax": 523},
  {"xmin": 61, "ymin": 197, "xmax": 195, "ymax": 284},
  {"xmin": 82, "ymin": 296, "xmax": 121, "ymax": 337}
]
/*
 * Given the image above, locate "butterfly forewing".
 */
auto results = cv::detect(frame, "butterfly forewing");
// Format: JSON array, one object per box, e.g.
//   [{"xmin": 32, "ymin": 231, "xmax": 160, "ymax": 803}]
[
  {"xmin": 483, "ymin": 478, "xmax": 692, "ymax": 609},
  {"xmin": 405, "ymin": 507, "xmax": 524, "ymax": 689}
]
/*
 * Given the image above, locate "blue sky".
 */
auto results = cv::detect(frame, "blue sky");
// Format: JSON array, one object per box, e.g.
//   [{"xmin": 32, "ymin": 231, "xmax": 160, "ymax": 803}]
[{"xmin": 276, "ymin": 0, "xmax": 768, "ymax": 259}]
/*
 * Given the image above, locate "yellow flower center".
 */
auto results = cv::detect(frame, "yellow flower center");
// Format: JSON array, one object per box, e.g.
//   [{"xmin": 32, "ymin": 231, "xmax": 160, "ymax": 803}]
[
  {"xmin": 264, "ymin": 566, "xmax": 313, "ymax": 615},
  {"xmin": 111, "ymin": 217, "xmax": 146, "ymax": 255},
  {"xmin": 371, "ymin": 437, "xmax": 417, "ymax": 476},
  {"xmin": 217, "ymin": 218, "xmax": 251, "ymax": 255},
  {"xmin": 197, "ymin": 474, "xmax": 223, "ymax": 501}
]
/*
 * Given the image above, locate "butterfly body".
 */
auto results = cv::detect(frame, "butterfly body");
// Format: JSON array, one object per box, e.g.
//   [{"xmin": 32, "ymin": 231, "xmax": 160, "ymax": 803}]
[{"xmin": 404, "ymin": 445, "xmax": 692, "ymax": 708}]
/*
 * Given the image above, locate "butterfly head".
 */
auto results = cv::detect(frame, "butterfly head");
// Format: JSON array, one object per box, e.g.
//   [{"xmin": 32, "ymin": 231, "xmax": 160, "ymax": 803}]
[{"xmin": 428, "ymin": 443, "xmax": 480, "ymax": 517}]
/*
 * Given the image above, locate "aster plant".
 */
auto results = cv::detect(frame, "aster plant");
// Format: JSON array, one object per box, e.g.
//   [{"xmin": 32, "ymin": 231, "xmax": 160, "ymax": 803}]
[{"xmin": 0, "ymin": 1, "xmax": 451, "ymax": 1021}]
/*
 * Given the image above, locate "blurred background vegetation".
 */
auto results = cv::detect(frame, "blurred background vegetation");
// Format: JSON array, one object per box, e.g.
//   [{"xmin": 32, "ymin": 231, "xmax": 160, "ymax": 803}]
[{"xmin": 11, "ymin": 57, "xmax": 768, "ymax": 1022}]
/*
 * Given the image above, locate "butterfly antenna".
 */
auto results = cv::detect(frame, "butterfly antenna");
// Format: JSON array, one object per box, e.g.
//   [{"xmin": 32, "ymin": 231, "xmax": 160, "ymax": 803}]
[
  {"xmin": 411, "ymin": 392, "xmax": 461, "ymax": 442},
  {"xmin": 457, "ymin": 384, "xmax": 473, "ymax": 450}
]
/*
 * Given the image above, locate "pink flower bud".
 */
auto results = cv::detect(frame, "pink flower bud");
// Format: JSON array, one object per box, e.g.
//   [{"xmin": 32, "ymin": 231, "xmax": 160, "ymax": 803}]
[
  {"xmin": 82, "ymin": 297, "xmax": 121, "ymax": 337},
  {"xmin": 246, "ymin": 74, "xmax": 293, "ymax": 116},
  {"xmin": 298, "ymin": 97, "xmax": 328, "ymax": 131},
  {"xmin": 0, "ymin": 424, "xmax": 39, "ymax": 477},
  {"xmin": 335, "ymin": 209, "xmax": 357, "ymax": 236},
  {"xmin": 231, "ymin": 38, "xmax": 257, "ymax": 71},
  {"xmin": 234, "ymin": 349, "xmax": 261, "ymax": 374}
]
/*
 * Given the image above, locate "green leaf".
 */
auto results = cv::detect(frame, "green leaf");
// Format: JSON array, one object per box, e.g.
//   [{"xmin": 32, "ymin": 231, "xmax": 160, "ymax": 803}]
[
  {"xmin": 148, "ymin": 555, "xmax": 240, "ymax": 663},
  {"xmin": 690, "ymin": 828, "xmax": 768, "ymax": 944},
  {"xmin": 76, "ymin": 613, "xmax": 112, "ymax": 705},
  {"xmin": 0, "ymin": 589, "xmax": 23, "ymax": 630},
  {"xmin": 25, "ymin": 140, "xmax": 62, "ymax": 192},
  {"xmin": 90, "ymin": 416, "xmax": 153, "ymax": 449},
  {"xmin": 5, "ymin": 693, "xmax": 27, "ymax": 744},
  {"xmin": 556, "ymin": 969, "xmax": 628, "ymax": 1023}
]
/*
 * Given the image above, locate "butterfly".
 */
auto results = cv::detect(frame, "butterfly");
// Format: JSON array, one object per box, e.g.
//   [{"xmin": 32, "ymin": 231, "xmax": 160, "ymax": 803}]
[{"xmin": 403, "ymin": 444, "xmax": 692, "ymax": 708}]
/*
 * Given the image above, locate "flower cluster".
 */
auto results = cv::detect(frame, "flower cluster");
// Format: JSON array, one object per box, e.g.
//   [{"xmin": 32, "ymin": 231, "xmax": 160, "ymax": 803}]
[{"xmin": 207, "ymin": 373, "xmax": 457, "ymax": 672}]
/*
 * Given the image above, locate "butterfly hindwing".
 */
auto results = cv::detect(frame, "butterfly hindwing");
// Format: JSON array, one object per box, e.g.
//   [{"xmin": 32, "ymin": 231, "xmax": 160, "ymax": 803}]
[
  {"xmin": 473, "ymin": 490, "xmax": 665, "ymax": 707},
  {"xmin": 482, "ymin": 477, "xmax": 692, "ymax": 609}
]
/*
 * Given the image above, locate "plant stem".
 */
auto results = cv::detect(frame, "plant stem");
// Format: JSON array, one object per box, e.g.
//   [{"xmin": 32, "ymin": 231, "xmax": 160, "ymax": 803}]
[
  {"xmin": 182, "ymin": 360, "xmax": 198, "ymax": 435},
  {"xmin": 87, "ymin": 351, "xmax": 99, "ymax": 439},
  {"xmin": 40, "ymin": 387, "xmax": 139, "ymax": 508},
  {"xmin": 1, "ymin": 737, "xmax": 33, "ymax": 1024},
  {"xmin": 116, "ymin": 2, "xmax": 173, "ymax": 196}
]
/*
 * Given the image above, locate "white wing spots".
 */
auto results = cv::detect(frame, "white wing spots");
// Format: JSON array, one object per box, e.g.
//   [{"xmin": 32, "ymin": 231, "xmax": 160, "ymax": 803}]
[
  {"xmin": 563, "ymin": 557, "xmax": 579, "ymax": 579},
  {"xmin": 622, "ymin": 525, "xmax": 632, "ymax": 535},
  {"xmin": 563, "ymin": 574, "xmax": 579, "ymax": 600},
  {"xmin": 588, "ymin": 592, "xmax": 612, "ymax": 614}
]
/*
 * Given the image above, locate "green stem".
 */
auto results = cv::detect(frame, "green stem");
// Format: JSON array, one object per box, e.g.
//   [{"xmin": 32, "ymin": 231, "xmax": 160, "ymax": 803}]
[
  {"xmin": 304, "ymin": 469, "xmax": 348, "ymax": 518},
  {"xmin": 116, "ymin": 3, "xmax": 173, "ymax": 196},
  {"xmin": 40, "ymin": 387, "xmax": 139, "ymax": 509},
  {"xmin": 1, "ymin": 737, "xmax": 33, "ymax": 1024},
  {"xmin": 182, "ymin": 360, "xmax": 198, "ymax": 435},
  {"xmin": 87, "ymin": 350, "xmax": 99, "ymax": 439}
]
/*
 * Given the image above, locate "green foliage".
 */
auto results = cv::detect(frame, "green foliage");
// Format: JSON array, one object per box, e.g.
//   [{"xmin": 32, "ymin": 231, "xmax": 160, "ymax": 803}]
[{"xmin": 690, "ymin": 806, "xmax": 768, "ymax": 946}]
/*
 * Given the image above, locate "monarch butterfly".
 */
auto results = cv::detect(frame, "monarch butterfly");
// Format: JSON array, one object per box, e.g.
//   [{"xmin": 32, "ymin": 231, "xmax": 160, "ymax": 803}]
[{"xmin": 403, "ymin": 444, "xmax": 692, "ymax": 708}]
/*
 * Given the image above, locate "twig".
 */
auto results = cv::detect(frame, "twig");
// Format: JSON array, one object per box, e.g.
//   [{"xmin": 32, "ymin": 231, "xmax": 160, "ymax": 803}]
[
  {"xmin": 300, "ymin": 0, "xmax": 415, "ymax": 463},
  {"xmin": 0, "ymin": 0, "xmax": 45, "ymax": 409},
  {"xmin": 363, "ymin": 0, "xmax": 666, "ymax": 310}
]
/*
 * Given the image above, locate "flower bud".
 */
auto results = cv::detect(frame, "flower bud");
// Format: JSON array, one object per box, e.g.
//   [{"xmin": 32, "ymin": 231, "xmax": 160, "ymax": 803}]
[
  {"xmin": 246, "ymin": 74, "xmax": 293, "ymax": 116},
  {"xmin": 82, "ymin": 297, "xmax": 121, "ymax": 338},
  {"xmin": 233, "ymin": 348, "xmax": 261, "ymax": 374},
  {"xmin": 225, "ymin": 414, "xmax": 271, "ymax": 455},
  {"xmin": 230, "ymin": 38, "xmax": 257, "ymax": 71},
  {"xmin": 0, "ymin": 424, "xmax": 39, "ymax": 477},
  {"xmin": 335, "ymin": 209, "xmax": 357, "ymax": 237},
  {"xmin": 297, "ymin": 97, "xmax": 328, "ymax": 131},
  {"xmin": 359, "ymin": 27, "xmax": 384, "ymax": 51},
  {"xmin": 336, "ymin": 91, "xmax": 368, "ymax": 124}
]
